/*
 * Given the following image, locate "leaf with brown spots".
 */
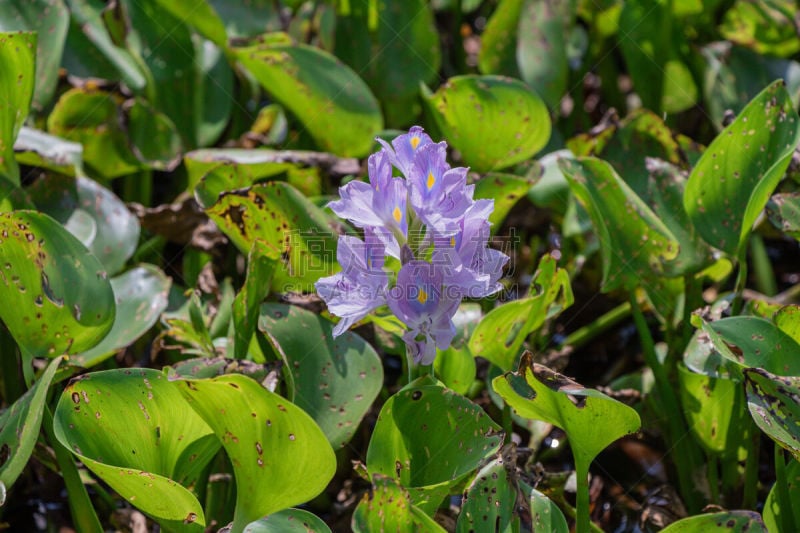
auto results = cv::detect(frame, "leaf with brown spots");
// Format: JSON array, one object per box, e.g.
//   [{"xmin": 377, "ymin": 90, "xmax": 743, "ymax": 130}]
[
  {"xmin": 659, "ymin": 510, "xmax": 766, "ymax": 532},
  {"xmin": 352, "ymin": 474, "xmax": 445, "ymax": 533},
  {"xmin": 744, "ymin": 368, "xmax": 800, "ymax": 462}
]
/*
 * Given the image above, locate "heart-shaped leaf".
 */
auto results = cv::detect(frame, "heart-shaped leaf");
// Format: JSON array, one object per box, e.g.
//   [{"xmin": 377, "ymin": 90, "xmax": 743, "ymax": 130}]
[
  {"xmin": 0, "ymin": 357, "xmax": 61, "ymax": 489},
  {"xmin": 53, "ymin": 368, "xmax": 220, "ymax": 532},
  {"xmin": 659, "ymin": 510, "xmax": 766, "ymax": 532},
  {"xmin": 352, "ymin": 474, "xmax": 445, "ymax": 533},
  {"xmin": 244, "ymin": 508, "xmax": 331, "ymax": 533},
  {"xmin": 0, "ymin": 31, "xmax": 35, "ymax": 184},
  {"xmin": 70, "ymin": 265, "xmax": 171, "ymax": 368},
  {"xmin": 235, "ymin": 33, "xmax": 382, "ymax": 157},
  {"xmin": 0, "ymin": 210, "xmax": 115, "ymax": 357},
  {"xmin": 422, "ymin": 75, "xmax": 551, "ymax": 172},
  {"xmin": 469, "ymin": 254, "xmax": 572, "ymax": 370},
  {"xmin": 684, "ymin": 80, "xmax": 800, "ymax": 256},
  {"xmin": 560, "ymin": 157, "xmax": 680, "ymax": 291},
  {"xmin": 175, "ymin": 374, "xmax": 336, "ymax": 531},
  {"xmin": 744, "ymin": 367, "xmax": 800, "ymax": 461},
  {"xmin": 258, "ymin": 303, "xmax": 382, "ymax": 448}
]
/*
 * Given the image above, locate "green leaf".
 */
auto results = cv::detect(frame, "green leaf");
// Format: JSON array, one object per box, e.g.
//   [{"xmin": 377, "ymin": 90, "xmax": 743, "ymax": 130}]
[
  {"xmin": 233, "ymin": 241, "xmax": 278, "ymax": 360},
  {"xmin": 70, "ymin": 265, "xmax": 171, "ymax": 368},
  {"xmin": 474, "ymin": 172, "xmax": 537, "ymax": 228},
  {"xmin": 148, "ymin": 0, "xmax": 228, "ymax": 49},
  {"xmin": 206, "ymin": 182, "xmax": 339, "ymax": 292},
  {"xmin": 774, "ymin": 304, "xmax": 800, "ymax": 345},
  {"xmin": 422, "ymin": 75, "xmax": 551, "ymax": 173},
  {"xmin": 469, "ymin": 254, "xmax": 572, "ymax": 370},
  {"xmin": 684, "ymin": 80, "xmax": 800, "ymax": 256},
  {"xmin": 366, "ymin": 376, "xmax": 503, "ymax": 510},
  {"xmin": 492, "ymin": 353, "xmax": 641, "ymax": 474},
  {"xmin": 53, "ymin": 368, "xmax": 220, "ymax": 532},
  {"xmin": 660, "ymin": 510, "xmax": 766, "ymax": 532},
  {"xmin": 0, "ymin": 211, "xmax": 115, "ymax": 357},
  {"xmin": 516, "ymin": 0, "xmax": 576, "ymax": 109},
  {"xmin": 528, "ymin": 486, "xmax": 569, "ymax": 533},
  {"xmin": 244, "ymin": 508, "xmax": 331, "ymax": 533},
  {"xmin": 618, "ymin": 0, "xmax": 670, "ymax": 112},
  {"xmin": 14, "ymin": 127, "xmax": 83, "ymax": 176},
  {"xmin": 477, "ymin": 0, "xmax": 523, "ymax": 78},
  {"xmin": 258, "ymin": 303, "xmax": 383, "ymax": 449},
  {"xmin": 175, "ymin": 374, "xmax": 336, "ymax": 531},
  {"xmin": 126, "ymin": 98, "xmax": 183, "ymax": 170},
  {"xmin": 685, "ymin": 316, "xmax": 800, "ymax": 380},
  {"xmin": 0, "ymin": 176, "xmax": 34, "ymax": 213},
  {"xmin": 744, "ymin": 368, "xmax": 800, "ymax": 461},
  {"xmin": 677, "ymin": 363, "xmax": 748, "ymax": 456},
  {"xmin": 767, "ymin": 192, "xmax": 800, "ymax": 240},
  {"xmin": 456, "ymin": 454, "xmax": 516, "ymax": 533},
  {"xmin": 333, "ymin": 0, "xmax": 440, "ymax": 126},
  {"xmin": 560, "ymin": 157, "xmax": 679, "ymax": 291},
  {"xmin": 28, "ymin": 175, "xmax": 141, "ymax": 276},
  {"xmin": 0, "ymin": 2, "xmax": 68, "ymax": 110},
  {"xmin": 0, "ymin": 357, "xmax": 61, "ymax": 489},
  {"xmin": 0, "ymin": 31, "xmax": 35, "ymax": 184},
  {"xmin": 720, "ymin": 0, "xmax": 799, "ymax": 57},
  {"xmin": 207, "ymin": 0, "xmax": 282, "ymax": 39},
  {"xmin": 433, "ymin": 304, "xmax": 481, "ymax": 395},
  {"xmin": 235, "ymin": 33, "xmax": 383, "ymax": 157},
  {"xmin": 763, "ymin": 459, "xmax": 800, "ymax": 533},
  {"xmin": 352, "ymin": 474, "xmax": 445, "ymax": 533},
  {"xmin": 167, "ymin": 356, "xmax": 280, "ymax": 383}
]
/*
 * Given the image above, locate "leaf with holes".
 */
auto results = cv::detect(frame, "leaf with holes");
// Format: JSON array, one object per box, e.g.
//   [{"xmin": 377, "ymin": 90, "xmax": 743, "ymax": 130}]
[
  {"xmin": 469, "ymin": 254, "xmax": 572, "ymax": 370},
  {"xmin": 70, "ymin": 265, "xmax": 171, "ymax": 369},
  {"xmin": 0, "ymin": 31, "xmax": 35, "ymax": 184},
  {"xmin": 0, "ymin": 357, "xmax": 61, "ymax": 489},
  {"xmin": 258, "ymin": 303, "xmax": 382, "ymax": 448},
  {"xmin": 684, "ymin": 316, "xmax": 800, "ymax": 381},
  {"xmin": 366, "ymin": 376, "xmax": 503, "ymax": 513},
  {"xmin": 767, "ymin": 192, "xmax": 800, "ymax": 241},
  {"xmin": 422, "ymin": 75, "xmax": 551, "ymax": 172},
  {"xmin": 684, "ymin": 80, "xmax": 800, "ymax": 256},
  {"xmin": 244, "ymin": 508, "xmax": 331, "ymax": 533},
  {"xmin": 236, "ymin": 33, "xmax": 382, "ymax": 157},
  {"xmin": 53, "ymin": 369, "xmax": 220, "ymax": 532},
  {"xmin": 660, "ymin": 510, "xmax": 767, "ymax": 532},
  {"xmin": 560, "ymin": 157, "xmax": 680, "ymax": 291},
  {"xmin": 175, "ymin": 373, "xmax": 336, "ymax": 531},
  {"xmin": 744, "ymin": 368, "xmax": 800, "ymax": 462},
  {"xmin": 492, "ymin": 353, "xmax": 641, "ymax": 485},
  {"xmin": 351, "ymin": 474, "xmax": 446, "ymax": 533},
  {"xmin": 456, "ymin": 453, "xmax": 516, "ymax": 533},
  {"xmin": 28, "ymin": 175, "xmax": 140, "ymax": 276},
  {"xmin": 207, "ymin": 182, "xmax": 339, "ymax": 292},
  {"xmin": 0, "ymin": 211, "xmax": 115, "ymax": 357}
]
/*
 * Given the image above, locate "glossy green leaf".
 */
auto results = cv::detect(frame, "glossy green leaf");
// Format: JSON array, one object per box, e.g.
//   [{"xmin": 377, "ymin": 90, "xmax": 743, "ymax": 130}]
[
  {"xmin": 456, "ymin": 454, "xmax": 516, "ymax": 533},
  {"xmin": 167, "ymin": 357, "xmax": 281, "ymax": 384},
  {"xmin": 28, "ymin": 175, "xmax": 140, "ymax": 276},
  {"xmin": 767, "ymin": 192, "xmax": 800, "ymax": 240},
  {"xmin": 334, "ymin": 0, "xmax": 440, "ymax": 126},
  {"xmin": 469, "ymin": 254, "xmax": 572, "ymax": 370},
  {"xmin": 352, "ymin": 474, "xmax": 445, "ymax": 533},
  {"xmin": 53, "ymin": 369, "xmax": 220, "ymax": 532},
  {"xmin": 744, "ymin": 368, "xmax": 800, "ymax": 461},
  {"xmin": 236, "ymin": 33, "xmax": 382, "ymax": 157},
  {"xmin": 677, "ymin": 364, "xmax": 748, "ymax": 456},
  {"xmin": 258, "ymin": 303, "xmax": 383, "ymax": 448},
  {"xmin": 763, "ymin": 459, "xmax": 800, "ymax": 533},
  {"xmin": 475, "ymin": 172, "xmax": 537, "ymax": 228},
  {"xmin": 528, "ymin": 486, "xmax": 569, "ymax": 533},
  {"xmin": 492, "ymin": 352, "xmax": 641, "ymax": 475},
  {"xmin": 175, "ymin": 374, "xmax": 336, "ymax": 531},
  {"xmin": 477, "ymin": 0, "xmax": 523, "ymax": 78},
  {"xmin": 244, "ymin": 508, "xmax": 331, "ymax": 533},
  {"xmin": 774, "ymin": 304, "xmax": 800, "ymax": 345},
  {"xmin": 0, "ymin": 357, "xmax": 61, "ymax": 489},
  {"xmin": 0, "ymin": 2, "xmax": 68, "ymax": 110},
  {"xmin": 560, "ymin": 157, "xmax": 679, "ymax": 291},
  {"xmin": 0, "ymin": 210, "xmax": 115, "ymax": 357},
  {"xmin": 516, "ymin": 0, "xmax": 576, "ymax": 109},
  {"xmin": 685, "ymin": 316, "xmax": 800, "ymax": 380},
  {"xmin": 720, "ymin": 0, "xmax": 799, "ymax": 57},
  {"xmin": 422, "ymin": 75, "xmax": 551, "ymax": 172},
  {"xmin": 0, "ymin": 31, "xmax": 35, "ymax": 184},
  {"xmin": 70, "ymin": 265, "xmax": 171, "ymax": 368},
  {"xmin": 14, "ymin": 127, "xmax": 83, "ymax": 176},
  {"xmin": 684, "ymin": 80, "xmax": 800, "ymax": 256},
  {"xmin": 206, "ymin": 182, "xmax": 339, "ymax": 292},
  {"xmin": 366, "ymin": 376, "xmax": 503, "ymax": 510},
  {"xmin": 660, "ymin": 510, "xmax": 766, "ymax": 532},
  {"xmin": 233, "ymin": 241, "xmax": 278, "ymax": 360}
]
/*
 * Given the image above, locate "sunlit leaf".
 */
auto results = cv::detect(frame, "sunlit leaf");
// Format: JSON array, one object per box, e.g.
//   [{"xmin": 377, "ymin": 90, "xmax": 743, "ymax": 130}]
[
  {"xmin": 352, "ymin": 474, "xmax": 445, "ymax": 533},
  {"xmin": 244, "ymin": 508, "xmax": 331, "ymax": 533},
  {"xmin": 0, "ymin": 31, "xmax": 35, "ymax": 184},
  {"xmin": 659, "ymin": 510, "xmax": 766, "ymax": 532}
]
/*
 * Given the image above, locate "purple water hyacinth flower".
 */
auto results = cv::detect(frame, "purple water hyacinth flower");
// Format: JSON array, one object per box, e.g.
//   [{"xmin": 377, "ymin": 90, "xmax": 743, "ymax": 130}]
[
  {"xmin": 328, "ymin": 150, "xmax": 408, "ymax": 257},
  {"xmin": 377, "ymin": 125, "xmax": 433, "ymax": 177},
  {"xmin": 315, "ymin": 230, "xmax": 388, "ymax": 337},
  {"xmin": 388, "ymin": 260, "xmax": 459, "ymax": 365}
]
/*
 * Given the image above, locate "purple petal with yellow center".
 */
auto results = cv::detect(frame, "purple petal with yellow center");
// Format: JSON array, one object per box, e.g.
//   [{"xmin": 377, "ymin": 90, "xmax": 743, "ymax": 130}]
[{"xmin": 377, "ymin": 125, "xmax": 433, "ymax": 177}]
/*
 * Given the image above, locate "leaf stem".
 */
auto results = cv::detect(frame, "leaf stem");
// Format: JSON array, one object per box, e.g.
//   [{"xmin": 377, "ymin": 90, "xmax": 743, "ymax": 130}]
[
  {"xmin": 574, "ymin": 457, "xmax": 591, "ymax": 533},
  {"xmin": 562, "ymin": 301, "xmax": 631, "ymax": 351},
  {"xmin": 750, "ymin": 233, "xmax": 777, "ymax": 297},
  {"xmin": 731, "ymin": 248, "xmax": 748, "ymax": 315},
  {"xmin": 742, "ymin": 422, "xmax": 760, "ymax": 509},
  {"xmin": 773, "ymin": 442, "xmax": 796, "ymax": 533}
]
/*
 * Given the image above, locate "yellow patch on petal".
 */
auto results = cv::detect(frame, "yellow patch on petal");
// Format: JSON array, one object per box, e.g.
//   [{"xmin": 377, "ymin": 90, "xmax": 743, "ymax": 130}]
[
  {"xmin": 417, "ymin": 288, "xmax": 428, "ymax": 304},
  {"xmin": 392, "ymin": 206, "xmax": 402, "ymax": 223},
  {"xmin": 427, "ymin": 171, "xmax": 435, "ymax": 190},
  {"xmin": 410, "ymin": 136, "xmax": 421, "ymax": 149},
  {"xmin": 449, "ymin": 236, "xmax": 456, "ymax": 247}
]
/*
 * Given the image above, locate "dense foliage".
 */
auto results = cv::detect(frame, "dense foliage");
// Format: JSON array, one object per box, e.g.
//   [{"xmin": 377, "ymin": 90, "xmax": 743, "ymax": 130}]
[{"xmin": 0, "ymin": 1, "xmax": 799, "ymax": 532}]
